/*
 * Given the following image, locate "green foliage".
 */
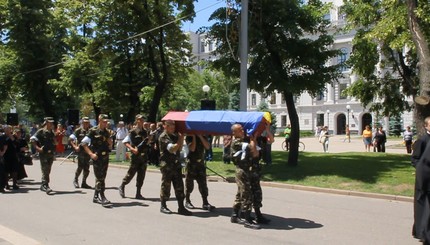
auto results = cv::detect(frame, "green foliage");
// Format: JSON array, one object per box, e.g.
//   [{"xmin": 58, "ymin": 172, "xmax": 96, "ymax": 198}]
[
  {"xmin": 342, "ymin": 0, "xmax": 419, "ymax": 118},
  {"xmin": 389, "ymin": 116, "xmax": 403, "ymax": 137}
]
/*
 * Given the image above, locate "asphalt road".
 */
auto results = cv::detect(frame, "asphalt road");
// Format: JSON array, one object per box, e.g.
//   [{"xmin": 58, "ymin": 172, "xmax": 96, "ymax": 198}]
[{"xmin": 0, "ymin": 157, "xmax": 417, "ymax": 245}]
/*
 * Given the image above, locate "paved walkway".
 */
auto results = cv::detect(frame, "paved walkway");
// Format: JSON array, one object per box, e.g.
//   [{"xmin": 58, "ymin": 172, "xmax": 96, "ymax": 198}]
[{"xmin": 271, "ymin": 135, "xmax": 407, "ymax": 154}]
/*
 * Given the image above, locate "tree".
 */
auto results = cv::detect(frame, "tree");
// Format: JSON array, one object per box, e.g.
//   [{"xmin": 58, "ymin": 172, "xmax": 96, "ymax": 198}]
[
  {"xmin": 342, "ymin": 0, "xmax": 430, "ymax": 135},
  {"xmin": 205, "ymin": 0, "xmax": 340, "ymax": 165}
]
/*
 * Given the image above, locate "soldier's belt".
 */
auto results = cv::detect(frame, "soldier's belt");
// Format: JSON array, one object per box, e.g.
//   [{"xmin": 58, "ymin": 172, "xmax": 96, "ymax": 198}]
[{"xmin": 97, "ymin": 151, "xmax": 107, "ymax": 156}]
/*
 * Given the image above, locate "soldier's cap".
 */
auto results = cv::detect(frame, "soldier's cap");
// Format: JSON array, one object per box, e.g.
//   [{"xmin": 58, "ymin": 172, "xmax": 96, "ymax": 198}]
[
  {"xmin": 44, "ymin": 117, "xmax": 54, "ymax": 123},
  {"xmin": 99, "ymin": 114, "xmax": 109, "ymax": 122},
  {"xmin": 82, "ymin": 117, "xmax": 90, "ymax": 122},
  {"xmin": 135, "ymin": 114, "xmax": 145, "ymax": 120}
]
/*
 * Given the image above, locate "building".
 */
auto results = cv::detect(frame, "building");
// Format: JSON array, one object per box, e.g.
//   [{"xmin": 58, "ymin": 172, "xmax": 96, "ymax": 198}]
[{"xmin": 186, "ymin": 2, "xmax": 413, "ymax": 135}]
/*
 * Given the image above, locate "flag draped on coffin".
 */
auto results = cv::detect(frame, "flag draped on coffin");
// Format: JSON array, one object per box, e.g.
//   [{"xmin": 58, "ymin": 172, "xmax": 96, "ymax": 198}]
[{"xmin": 161, "ymin": 110, "xmax": 271, "ymax": 136}]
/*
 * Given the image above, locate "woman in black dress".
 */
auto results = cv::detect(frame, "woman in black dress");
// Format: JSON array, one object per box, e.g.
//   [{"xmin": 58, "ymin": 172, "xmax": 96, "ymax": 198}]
[{"xmin": 4, "ymin": 126, "xmax": 20, "ymax": 190}]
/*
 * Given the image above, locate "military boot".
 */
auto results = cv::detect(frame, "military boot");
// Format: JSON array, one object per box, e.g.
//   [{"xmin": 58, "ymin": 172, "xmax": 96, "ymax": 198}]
[
  {"xmin": 135, "ymin": 188, "xmax": 145, "ymax": 200},
  {"xmin": 160, "ymin": 201, "xmax": 172, "ymax": 214},
  {"xmin": 202, "ymin": 197, "xmax": 215, "ymax": 211},
  {"xmin": 81, "ymin": 180, "xmax": 92, "ymax": 189},
  {"xmin": 230, "ymin": 207, "xmax": 241, "ymax": 223},
  {"xmin": 177, "ymin": 199, "xmax": 192, "ymax": 216},
  {"xmin": 99, "ymin": 191, "xmax": 111, "ymax": 206},
  {"xmin": 118, "ymin": 184, "xmax": 125, "ymax": 198},
  {"xmin": 93, "ymin": 190, "xmax": 101, "ymax": 203},
  {"xmin": 255, "ymin": 207, "xmax": 271, "ymax": 224},
  {"xmin": 73, "ymin": 178, "xmax": 79, "ymax": 188},
  {"xmin": 243, "ymin": 210, "xmax": 261, "ymax": 229}
]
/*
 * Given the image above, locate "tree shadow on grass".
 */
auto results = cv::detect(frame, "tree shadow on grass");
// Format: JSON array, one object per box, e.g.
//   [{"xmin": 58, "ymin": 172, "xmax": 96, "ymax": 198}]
[{"xmin": 264, "ymin": 152, "xmax": 412, "ymax": 184}]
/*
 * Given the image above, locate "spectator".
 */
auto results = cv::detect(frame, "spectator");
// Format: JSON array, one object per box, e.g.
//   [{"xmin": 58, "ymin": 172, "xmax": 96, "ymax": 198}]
[
  {"xmin": 4, "ymin": 126, "xmax": 20, "ymax": 190},
  {"xmin": 343, "ymin": 125, "xmax": 351, "ymax": 143},
  {"xmin": 284, "ymin": 124, "xmax": 291, "ymax": 151},
  {"xmin": 373, "ymin": 126, "xmax": 387, "ymax": 152},
  {"xmin": 403, "ymin": 126, "xmax": 414, "ymax": 154},
  {"xmin": 30, "ymin": 123, "xmax": 39, "ymax": 155},
  {"xmin": 362, "ymin": 125, "xmax": 373, "ymax": 152},
  {"xmin": 55, "ymin": 124, "xmax": 66, "ymax": 157},
  {"xmin": 115, "ymin": 121, "xmax": 128, "ymax": 162},
  {"xmin": 222, "ymin": 135, "xmax": 232, "ymax": 164},
  {"xmin": 319, "ymin": 126, "xmax": 330, "ymax": 153}
]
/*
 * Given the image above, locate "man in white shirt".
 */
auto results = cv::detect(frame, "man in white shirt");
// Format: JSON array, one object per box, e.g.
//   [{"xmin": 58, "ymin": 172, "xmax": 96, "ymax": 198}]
[{"xmin": 115, "ymin": 121, "xmax": 128, "ymax": 161}]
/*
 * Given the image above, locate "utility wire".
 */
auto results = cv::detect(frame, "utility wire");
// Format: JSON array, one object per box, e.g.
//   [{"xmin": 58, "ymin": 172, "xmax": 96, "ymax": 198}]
[{"xmin": 16, "ymin": 0, "xmax": 224, "ymax": 76}]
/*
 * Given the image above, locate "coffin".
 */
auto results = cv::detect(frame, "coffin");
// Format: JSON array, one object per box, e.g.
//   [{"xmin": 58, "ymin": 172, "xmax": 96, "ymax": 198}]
[{"xmin": 161, "ymin": 110, "xmax": 271, "ymax": 136}]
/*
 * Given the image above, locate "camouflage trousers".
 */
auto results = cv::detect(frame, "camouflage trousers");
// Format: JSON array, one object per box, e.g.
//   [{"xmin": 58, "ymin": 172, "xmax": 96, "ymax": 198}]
[
  {"xmin": 40, "ymin": 153, "xmax": 54, "ymax": 185},
  {"xmin": 232, "ymin": 168, "xmax": 252, "ymax": 212},
  {"xmin": 122, "ymin": 153, "xmax": 147, "ymax": 188},
  {"xmin": 75, "ymin": 152, "xmax": 91, "ymax": 181},
  {"xmin": 250, "ymin": 170, "xmax": 263, "ymax": 208},
  {"xmin": 185, "ymin": 160, "xmax": 208, "ymax": 199},
  {"xmin": 92, "ymin": 154, "xmax": 109, "ymax": 192},
  {"xmin": 159, "ymin": 160, "xmax": 185, "ymax": 202}
]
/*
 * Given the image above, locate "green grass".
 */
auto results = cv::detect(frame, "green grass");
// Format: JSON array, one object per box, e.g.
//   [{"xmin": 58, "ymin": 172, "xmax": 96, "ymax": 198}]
[{"xmin": 109, "ymin": 148, "xmax": 415, "ymax": 197}]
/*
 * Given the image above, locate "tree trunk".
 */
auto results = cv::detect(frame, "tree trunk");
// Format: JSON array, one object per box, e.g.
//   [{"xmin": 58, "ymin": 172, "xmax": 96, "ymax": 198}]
[
  {"xmin": 284, "ymin": 91, "xmax": 299, "ymax": 166},
  {"xmin": 407, "ymin": 0, "xmax": 430, "ymax": 136}
]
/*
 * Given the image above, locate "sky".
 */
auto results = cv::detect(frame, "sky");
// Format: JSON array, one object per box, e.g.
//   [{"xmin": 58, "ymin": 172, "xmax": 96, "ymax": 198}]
[{"xmin": 181, "ymin": 1, "xmax": 224, "ymax": 32}]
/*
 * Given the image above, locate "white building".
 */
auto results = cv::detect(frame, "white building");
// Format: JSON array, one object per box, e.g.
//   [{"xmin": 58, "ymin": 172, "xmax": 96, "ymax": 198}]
[{"xmin": 186, "ymin": 3, "xmax": 413, "ymax": 135}]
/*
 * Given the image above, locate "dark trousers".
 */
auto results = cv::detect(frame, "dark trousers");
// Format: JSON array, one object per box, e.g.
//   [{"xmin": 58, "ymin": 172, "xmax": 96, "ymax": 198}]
[
  {"xmin": 406, "ymin": 140, "xmax": 413, "ymax": 154},
  {"xmin": 122, "ymin": 154, "xmax": 147, "ymax": 188}
]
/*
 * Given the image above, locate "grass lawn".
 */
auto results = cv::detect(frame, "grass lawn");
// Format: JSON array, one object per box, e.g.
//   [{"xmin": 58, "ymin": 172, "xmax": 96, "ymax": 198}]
[{"xmin": 110, "ymin": 148, "xmax": 415, "ymax": 197}]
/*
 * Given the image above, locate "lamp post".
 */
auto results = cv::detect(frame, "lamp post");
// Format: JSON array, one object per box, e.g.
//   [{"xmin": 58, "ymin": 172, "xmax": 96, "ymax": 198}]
[
  {"xmin": 202, "ymin": 85, "xmax": 210, "ymax": 99},
  {"xmin": 346, "ymin": 105, "xmax": 350, "ymax": 127},
  {"xmin": 201, "ymin": 85, "xmax": 216, "ymax": 110},
  {"xmin": 326, "ymin": 109, "xmax": 330, "ymax": 133}
]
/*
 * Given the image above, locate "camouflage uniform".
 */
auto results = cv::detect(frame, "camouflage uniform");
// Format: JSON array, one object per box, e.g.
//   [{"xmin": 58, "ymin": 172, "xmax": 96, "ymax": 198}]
[
  {"xmin": 84, "ymin": 126, "xmax": 111, "ymax": 193},
  {"xmin": 158, "ymin": 131, "xmax": 185, "ymax": 203},
  {"xmin": 185, "ymin": 136, "xmax": 208, "ymax": 202},
  {"xmin": 71, "ymin": 126, "xmax": 91, "ymax": 186},
  {"xmin": 31, "ymin": 127, "xmax": 56, "ymax": 188},
  {"xmin": 120, "ymin": 127, "xmax": 149, "ymax": 194},
  {"xmin": 231, "ymin": 137, "xmax": 253, "ymax": 212},
  {"xmin": 250, "ymin": 157, "xmax": 263, "ymax": 209}
]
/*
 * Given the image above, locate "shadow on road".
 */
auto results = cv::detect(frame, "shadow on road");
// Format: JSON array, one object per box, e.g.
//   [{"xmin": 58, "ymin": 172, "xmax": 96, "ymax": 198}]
[
  {"xmin": 196, "ymin": 207, "xmax": 323, "ymax": 230},
  {"xmin": 49, "ymin": 190, "xmax": 85, "ymax": 195},
  {"xmin": 111, "ymin": 201, "xmax": 149, "ymax": 208}
]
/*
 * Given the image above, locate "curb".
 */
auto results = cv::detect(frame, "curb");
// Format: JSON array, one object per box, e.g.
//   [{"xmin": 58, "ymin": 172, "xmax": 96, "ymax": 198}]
[{"xmin": 58, "ymin": 158, "xmax": 414, "ymax": 203}]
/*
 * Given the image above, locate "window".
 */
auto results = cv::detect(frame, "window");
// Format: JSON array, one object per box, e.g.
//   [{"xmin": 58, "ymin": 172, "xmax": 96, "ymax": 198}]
[
  {"xmin": 270, "ymin": 93, "xmax": 276, "ymax": 104},
  {"xmin": 338, "ymin": 48, "xmax": 348, "ymax": 72},
  {"xmin": 281, "ymin": 93, "xmax": 285, "ymax": 104},
  {"xmin": 339, "ymin": 83, "xmax": 347, "ymax": 99},
  {"xmin": 304, "ymin": 119, "xmax": 310, "ymax": 125},
  {"xmin": 317, "ymin": 114, "xmax": 324, "ymax": 126},
  {"xmin": 316, "ymin": 91, "xmax": 324, "ymax": 101},
  {"xmin": 200, "ymin": 39, "xmax": 205, "ymax": 53},
  {"xmin": 208, "ymin": 41, "xmax": 213, "ymax": 52},
  {"xmin": 281, "ymin": 115, "xmax": 287, "ymax": 127},
  {"xmin": 251, "ymin": 94, "xmax": 256, "ymax": 106}
]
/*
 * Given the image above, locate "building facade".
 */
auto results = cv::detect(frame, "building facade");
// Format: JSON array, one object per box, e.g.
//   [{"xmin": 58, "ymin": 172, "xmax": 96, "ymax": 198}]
[{"xmin": 186, "ymin": 2, "xmax": 413, "ymax": 135}]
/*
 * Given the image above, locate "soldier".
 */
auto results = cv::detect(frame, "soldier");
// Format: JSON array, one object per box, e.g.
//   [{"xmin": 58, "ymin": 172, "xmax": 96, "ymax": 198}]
[
  {"xmin": 69, "ymin": 117, "xmax": 92, "ymax": 189},
  {"xmin": 30, "ymin": 117, "xmax": 56, "ymax": 194},
  {"xmin": 249, "ymin": 124, "xmax": 273, "ymax": 224},
  {"xmin": 118, "ymin": 114, "xmax": 150, "ymax": 199},
  {"xmin": 81, "ymin": 114, "xmax": 113, "ymax": 206},
  {"xmin": 184, "ymin": 134, "xmax": 215, "ymax": 211},
  {"xmin": 230, "ymin": 124, "xmax": 260, "ymax": 229},
  {"xmin": 158, "ymin": 120, "xmax": 192, "ymax": 216}
]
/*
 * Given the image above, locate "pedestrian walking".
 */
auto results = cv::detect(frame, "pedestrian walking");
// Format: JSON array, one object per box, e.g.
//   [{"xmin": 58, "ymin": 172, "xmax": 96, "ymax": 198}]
[
  {"xmin": 403, "ymin": 126, "xmax": 414, "ymax": 154},
  {"xmin": 319, "ymin": 126, "xmax": 330, "ymax": 153},
  {"xmin": 362, "ymin": 125, "xmax": 373, "ymax": 152},
  {"xmin": 115, "ymin": 121, "xmax": 128, "ymax": 161}
]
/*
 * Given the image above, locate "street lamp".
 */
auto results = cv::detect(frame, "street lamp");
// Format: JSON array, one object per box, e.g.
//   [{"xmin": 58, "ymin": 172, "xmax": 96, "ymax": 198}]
[
  {"xmin": 346, "ymin": 105, "xmax": 350, "ymax": 127},
  {"xmin": 202, "ymin": 85, "xmax": 210, "ymax": 99},
  {"xmin": 201, "ymin": 85, "xmax": 216, "ymax": 110},
  {"xmin": 326, "ymin": 109, "xmax": 330, "ymax": 132}
]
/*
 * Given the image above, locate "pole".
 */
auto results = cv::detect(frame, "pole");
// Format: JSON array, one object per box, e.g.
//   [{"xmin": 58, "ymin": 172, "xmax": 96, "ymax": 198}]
[{"xmin": 239, "ymin": 0, "xmax": 248, "ymax": 111}]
